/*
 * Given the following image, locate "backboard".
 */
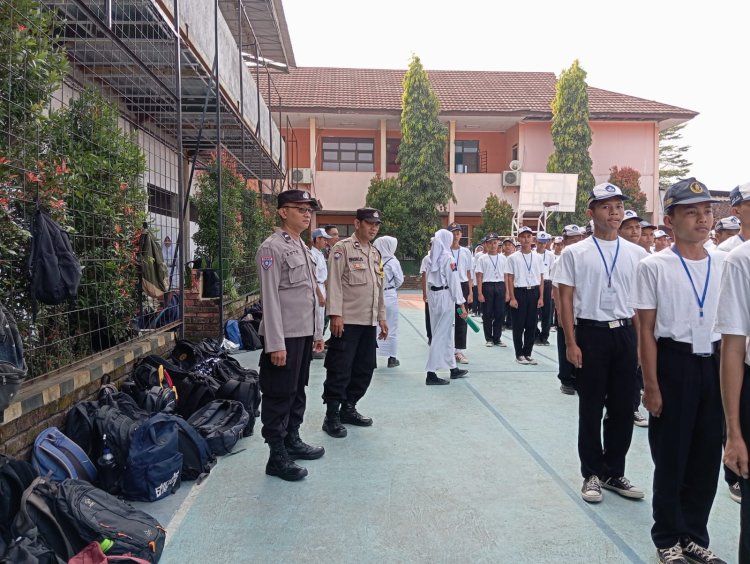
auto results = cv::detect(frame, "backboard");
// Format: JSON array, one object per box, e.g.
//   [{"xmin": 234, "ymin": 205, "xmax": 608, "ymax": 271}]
[{"xmin": 518, "ymin": 172, "xmax": 578, "ymax": 212}]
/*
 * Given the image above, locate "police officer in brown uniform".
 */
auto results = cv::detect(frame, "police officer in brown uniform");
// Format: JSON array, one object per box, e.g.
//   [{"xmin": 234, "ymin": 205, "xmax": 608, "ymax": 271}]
[
  {"xmin": 256, "ymin": 190, "xmax": 325, "ymax": 481},
  {"xmin": 322, "ymin": 208, "xmax": 388, "ymax": 438}
]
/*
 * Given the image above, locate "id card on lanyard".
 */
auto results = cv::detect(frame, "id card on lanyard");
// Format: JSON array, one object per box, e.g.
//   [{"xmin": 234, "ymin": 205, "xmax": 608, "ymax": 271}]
[
  {"xmin": 593, "ymin": 237, "xmax": 620, "ymax": 311},
  {"xmin": 672, "ymin": 246, "xmax": 713, "ymax": 354}
]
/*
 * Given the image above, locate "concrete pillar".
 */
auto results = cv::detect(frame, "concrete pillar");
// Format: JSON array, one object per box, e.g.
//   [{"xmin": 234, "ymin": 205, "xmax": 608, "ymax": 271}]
[
  {"xmin": 448, "ymin": 120, "xmax": 456, "ymax": 223},
  {"xmin": 652, "ymin": 124, "xmax": 660, "ymax": 224},
  {"xmin": 309, "ymin": 116, "xmax": 316, "ymax": 174},
  {"xmin": 380, "ymin": 119, "xmax": 387, "ymax": 177}
]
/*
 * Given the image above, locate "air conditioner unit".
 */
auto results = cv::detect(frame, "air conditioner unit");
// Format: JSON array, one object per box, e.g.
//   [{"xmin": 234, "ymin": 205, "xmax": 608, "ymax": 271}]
[
  {"xmin": 291, "ymin": 167, "xmax": 313, "ymax": 184},
  {"xmin": 502, "ymin": 170, "xmax": 521, "ymax": 187}
]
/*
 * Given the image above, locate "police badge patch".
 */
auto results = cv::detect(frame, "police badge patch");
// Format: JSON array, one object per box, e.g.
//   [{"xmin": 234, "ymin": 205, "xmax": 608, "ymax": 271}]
[
  {"xmin": 333, "ymin": 251, "xmax": 342, "ymax": 259},
  {"xmin": 260, "ymin": 256, "xmax": 273, "ymax": 270}
]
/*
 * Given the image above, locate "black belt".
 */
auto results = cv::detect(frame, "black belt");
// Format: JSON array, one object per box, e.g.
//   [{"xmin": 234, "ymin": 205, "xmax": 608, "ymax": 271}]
[
  {"xmin": 430, "ymin": 285, "xmax": 448, "ymax": 291},
  {"xmin": 576, "ymin": 318, "xmax": 633, "ymax": 329},
  {"xmin": 516, "ymin": 286, "xmax": 538, "ymax": 291},
  {"xmin": 385, "ymin": 286, "xmax": 395, "ymax": 290},
  {"xmin": 658, "ymin": 337, "xmax": 719, "ymax": 358}
]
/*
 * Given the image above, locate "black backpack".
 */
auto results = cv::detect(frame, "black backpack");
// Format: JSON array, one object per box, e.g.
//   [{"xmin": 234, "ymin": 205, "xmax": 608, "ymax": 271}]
[
  {"xmin": 171, "ymin": 416, "xmax": 215, "ymax": 481},
  {"xmin": 239, "ymin": 319, "xmax": 262, "ymax": 350},
  {"xmin": 121, "ymin": 360, "xmax": 178, "ymax": 414},
  {"xmin": 0, "ymin": 533, "xmax": 64, "ymax": 563},
  {"xmin": 212, "ymin": 359, "xmax": 261, "ymax": 437},
  {"xmin": 28, "ymin": 207, "xmax": 81, "ymax": 306},
  {"xmin": 187, "ymin": 400, "xmax": 249, "ymax": 456},
  {"xmin": 0, "ymin": 304, "xmax": 28, "ymax": 412},
  {"xmin": 170, "ymin": 340, "xmax": 204, "ymax": 371},
  {"xmin": 0, "ymin": 454, "xmax": 38, "ymax": 545},
  {"xmin": 121, "ymin": 414, "xmax": 182, "ymax": 502}
]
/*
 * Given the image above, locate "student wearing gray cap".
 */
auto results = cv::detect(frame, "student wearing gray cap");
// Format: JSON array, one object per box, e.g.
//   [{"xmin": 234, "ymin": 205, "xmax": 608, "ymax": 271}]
[
  {"xmin": 717, "ymin": 184, "xmax": 750, "ymax": 252},
  {"xmin": 632, "ymin": 178, "xmax": 727, "ymax": 564},
  {"xmin": 556, "ymin": 183, "xmax": 648, "ymax": 504}
]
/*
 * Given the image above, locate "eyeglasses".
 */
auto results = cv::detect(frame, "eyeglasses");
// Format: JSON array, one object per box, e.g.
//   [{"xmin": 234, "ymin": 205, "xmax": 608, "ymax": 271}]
[{"xmin": 283, "ymin": 206, "xmax": 315, "ymax": 215}]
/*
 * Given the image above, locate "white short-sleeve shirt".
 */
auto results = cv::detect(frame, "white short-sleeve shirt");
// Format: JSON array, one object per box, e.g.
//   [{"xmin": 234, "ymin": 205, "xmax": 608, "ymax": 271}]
[
  {"xmin": 419, "ymin": 254, "xmax": 431, "ymax": 274},
  {"xmin": 475, "ymin": 253, "xmax": 507, "ymax": 283},
  {"xmin": 717, "ymin": 234, "xmax": 746, "ymax": 252},
  {"xmin": 556, "ymin": 236, "xmax": 648, "ymax": 321},
  {"xmin": 450, "ymin": 246, "xmax": 473, "ymax": 283},
  {"xmin": 714, "ymin": 241, "xmax": 750, "ymax": 365},
  {"xmin": 506, "ymin": 251, "xmax": 545, "ymax": 288},
  {"xmin": 630, "ymin": 247, "xmax": 725, "ymax": 344},
  {"xmin": 536, "ymin": 249, "xmax": 555, "ymax": 279}
]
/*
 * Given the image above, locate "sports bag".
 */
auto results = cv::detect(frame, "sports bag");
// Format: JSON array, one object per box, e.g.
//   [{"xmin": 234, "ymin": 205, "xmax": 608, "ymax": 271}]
[
  {"xmin": 186, "ymin": 400, "xmax": 249, "ymax": 456},
  {"xmin": 121, "ymin": 414, "xmax": 182, "ymax": 502},
  {"xmin": 0, "ymin": 454, "xmax": 38, "ymax": 545},
  {"xmin": 28, "ymin": 207, "xmax": 82, "ymax": 306},
  {"xmin": 238, "ymin": 319, "xmax": 262, "ymax": 350},
  {"xmin": 170, "ymin": 416, "xmax": 214, "ymax": 481},
  {"xmin": 0, "ymin": 304, "xmax": 28, "ymax": 411},
  {"xmin": 31, "ymin": 427, "xmax": 97, "ymax": 484},
  {"xmin": 212, "ymin": 360, "xmax": 260, "ymax": 437}
]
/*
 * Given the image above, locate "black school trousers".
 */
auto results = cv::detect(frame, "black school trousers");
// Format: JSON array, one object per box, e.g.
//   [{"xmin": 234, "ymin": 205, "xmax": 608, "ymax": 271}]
[
  {"xmin": 576, "ymin": 323, "xmax": 637, "ymax": 479},
  {"xmin": 538, "ymin": 280, "xmax": 553, "ymax": 341},
  {"xmin": 322, "ymin": 324, "xmax": 377, "ymax": 409},
  {"xmin": 481, "ymin": 281, "xmax": 505, "ymax": 344},
  {"xmin": 454, "ymin": 281, "xmax": 470, "ymax": 349},
  {"xmin": 511, "ymin": 287, "xmax": 539, "ymax": 357},
  {"xmin": 259, "ymin": 335, "xmax": 312, "ymax": 442},
  {"xmin": 649, "ymin": 339, "xmax": 722, "ymax": 550},
  {"xmin": 556, "ymin": 322, "xmax": 576, "ymax": 389}
]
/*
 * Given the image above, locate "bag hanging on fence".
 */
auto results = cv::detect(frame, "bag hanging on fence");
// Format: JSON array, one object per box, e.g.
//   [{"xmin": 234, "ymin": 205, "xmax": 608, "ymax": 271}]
[
  {"xmin": 28, "ymin": 206, "xmax": 82, "ymax": 306},
  {"xmin": 0, "ymin": 304, "xmax": 28, "ymax": 412},
  {"xmin": 137, "ymin": 231, "xmax": 168, "ymax": 300},
  {"xmin": 186, "ymin": 400, "xmax": 249, "ymax": 457},
  {"xmin": 31, "ymin": 427, "xmax": 98, "ymax": 484}
]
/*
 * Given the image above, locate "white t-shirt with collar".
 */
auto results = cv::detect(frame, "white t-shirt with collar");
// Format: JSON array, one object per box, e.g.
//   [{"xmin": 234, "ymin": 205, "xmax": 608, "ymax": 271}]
[
  {"xmin": 450, "ymin": 246, "xmax": 472, "ymax": 283},
  {"xmin": 506, "ymin": 250, "xmax": 545, "ymax": 288},
  {"xmin": 714, "ymin": 240, "xmax": 750, "ymax": 365},
  {"xmin": 535, "ymin": 249, "xmax": 555, "ymax": 279},
  {"xmin": 630, "ymin": 247, "xmax": 725, "ymax": 344},
  {"xmin": 717, "ymin": 233, "xmax": 747, "ymax": 252},
  {"xmin": 475, "ymin": 253, "xmax": 507, "ymax": 283},
  {"xmin": 556, "ymin": 235, "xmax": 648, "ymax": 321}
]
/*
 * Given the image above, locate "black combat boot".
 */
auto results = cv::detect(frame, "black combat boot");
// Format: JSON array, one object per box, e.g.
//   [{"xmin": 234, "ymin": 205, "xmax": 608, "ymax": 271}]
[
  {"xmin": 340, "ymin": 403, "xmax": 373, "ymax": 426},
  {"xmin": 322, "ymin": 402, "xmax": 347, "ymax": 438},
  {"xmin": 265, "ymin": 439, "xmax": 308, "ymax": 481},
  {"xmin": 284, "ymin": 428, "xmax": 325, "ymax": 460},
  {"xmin": 426, "ymin": 371, "xmax": 449, "ymax": 385},
  {"xmin": 450, "ymin": 367, "xmax": 469, "ymax": 379}
]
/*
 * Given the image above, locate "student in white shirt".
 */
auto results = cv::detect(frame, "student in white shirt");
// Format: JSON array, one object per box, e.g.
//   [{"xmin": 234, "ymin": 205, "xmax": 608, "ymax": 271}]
[
  {"xmin": 447, "ymin": 223, "xmax": 474, "ymax": 365},
  {"xmin": 475, "ymin": 234, "xmax": 508, "ymax": 347},
  {"xmin": 556, "ymin": 182, "xmax": 648, "ymax": 504},
  {"xmin": 506, "ymin": 227, "xmax": 544, "ymax": 364},
  {"xmin": 470, "ymin": 244, "xmax": 484, "ymax": 316},
  {"xmin": 654, "ymin": 230, "xmax": 671, "ymax": 252},
  {"xmin": 373, "ymin": 236, "xmax": 404, "ymax": 368},
  {"xmin": 717, "ymin": 183, "xmax": 750, "ymax": 253},
  {"xmin": 534, "ymin": 231, "xmax": 556, "ymax": 346},
  {"xmin": 715, "ymin": 216, "xmax": 741, "ymax": 247},
  {"xmin": 633, "ymin": 178, "xmax": 727, "ymax": 564},
  {"xmin": 639, "ymin": 220, "xmax": 657, "ymax": 254},
  {"xmin": 310, "ymin": 228, "xmax": 333, "ymax": 360}
]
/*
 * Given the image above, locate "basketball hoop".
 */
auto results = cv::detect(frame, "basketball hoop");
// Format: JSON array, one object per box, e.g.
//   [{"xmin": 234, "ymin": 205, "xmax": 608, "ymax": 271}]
[{"xmin": 543, "ymin": 201, "xmax": 559, "ymax": 210}]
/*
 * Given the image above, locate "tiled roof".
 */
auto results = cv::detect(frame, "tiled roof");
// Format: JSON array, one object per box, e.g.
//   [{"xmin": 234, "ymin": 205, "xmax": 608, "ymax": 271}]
[{"xmin": 266, "ymin": 67, "xmax": 697, "ymax": 119}]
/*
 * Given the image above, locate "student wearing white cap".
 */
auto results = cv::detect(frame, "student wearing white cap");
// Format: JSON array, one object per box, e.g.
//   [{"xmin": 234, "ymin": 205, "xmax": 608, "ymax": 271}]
[
  {"xmin": 717, "ymin": 183, "xmax": 750, "ymax": 252},
  {"xmin": 556, "ymin": 182, "xmax": 648, "ymax": 504},
  {"xmin": 447, "ymin": 223, "xmax": 474, "ymax": 365},
  {"xmin": 632, "ymin": 178, "xmax": 727, "ymax": 564},
  {"xmin": 501, "ymin": 239, "xmax": 516, "ymax": 330},
  {"xmin": 373, "ymin": 236, "xmax": 404, "ymax": 368},
  {"xmin": 534, "ymin": 232, "xmax": 555, "ymax": 346},
  {"xmin": 715, "ymin": 216, "xmax": 741, "ymax": 247},
  {"xmin": 506, "ymin": 226, "xmax": 544, "ymax": 364},
  {"xmin": 654, "ymin": 230, "xmax": 671, "ymax": 252},
  {"xmin": 639, "ymin": 220, "xmax": 657, "ymax": 254},
  {"xmin": 310, "ymin": 227, "xmax": 333, "ymax": 360},
  {"xmin": 475, "ymin": 233, "xmax": 508, "ymax": 347},
  {"xmin": 618, "ymin": 210, "xmax": 643, "ymax": 245}
]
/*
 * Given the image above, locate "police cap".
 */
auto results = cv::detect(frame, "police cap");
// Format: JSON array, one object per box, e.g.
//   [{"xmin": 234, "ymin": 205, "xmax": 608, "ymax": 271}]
[
  {"xmin": 356, "ymin": 207, "xmax": 383, "ymax": 224},
  {"xmin": 277, "ymin": 189, "xmax": 318, "ymax": 209}
]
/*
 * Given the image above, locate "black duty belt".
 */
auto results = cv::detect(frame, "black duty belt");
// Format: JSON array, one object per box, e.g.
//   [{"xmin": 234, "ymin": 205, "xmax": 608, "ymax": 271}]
[
  {"xmin": 430, "ymin": 285, "xmax": 448, "ymax": 291},
  {"xmin": 658, "ymin": 337, "xmax": 719, "ymax": 358},
  {"xmin": 576, "ymin": 318, "xmax": 633, "ymax": 329}
]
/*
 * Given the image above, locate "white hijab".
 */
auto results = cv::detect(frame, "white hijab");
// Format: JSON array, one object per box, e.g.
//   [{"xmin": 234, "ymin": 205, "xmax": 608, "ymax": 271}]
[
  {"xmin": 429, "ymin": 229, "xmax": 453, "ymax": 273},
  {"xmin": 373, "ymin": 236, "xmax": 397, "ymax": 260}
]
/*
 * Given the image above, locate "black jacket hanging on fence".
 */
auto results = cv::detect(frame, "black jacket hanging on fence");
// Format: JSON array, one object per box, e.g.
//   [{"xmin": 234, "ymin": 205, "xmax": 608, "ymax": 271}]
[{"xmin": 138, "ymin": 231, "xmax": 168, "ymax": 299}]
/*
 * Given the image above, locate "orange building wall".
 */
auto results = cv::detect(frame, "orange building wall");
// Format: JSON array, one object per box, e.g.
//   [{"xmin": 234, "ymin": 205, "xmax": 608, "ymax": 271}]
[
  {"xmin": 454, "ymin": 131, "xmax": 507, "ymax": 173},
  {"xmin": 282, "ymin": 127, "xmax": 311, "ymax": 170}
]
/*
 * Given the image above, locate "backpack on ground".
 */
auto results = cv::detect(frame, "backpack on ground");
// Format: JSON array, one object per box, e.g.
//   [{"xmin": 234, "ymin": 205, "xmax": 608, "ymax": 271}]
[
  {"xmin": 0, "ymin": 454, "xmax": 38, "ymax": 545},
  {"xmin": 0, "ymin": 304, "xmax": 28, "ymax": 412},
  {"xmin": 28, "ymin": 206, "xmax": 82, "ymax": 307},
  {"xmin": 186, "ymin": 400, "xmax": 249, "ymax": 456},
  {"xmin": 238, "ymin": 319, "xmax": 262, "ymax": 351},
  {"xmin": 1, "ymin": 533, "xmax": 64, "ymax": 563},
  {"xmin": 90, "ymin": 405, "xmax": 143, "ymax": 494},
  {"xmin": 170, "ymin": 416, "xmax": 215, "ymax": 481},
  {"xmin": 212, "ymin": 359, "xmax": 260, "ymax": 437},
  {"xmin": 122, "ymin": 360, "xmax": 178, "ymax": 414},
  {"xmin": 31, "ymin": 428, "xmax": 97, "ymax": 484},
  {"xmin": 121, "ymin": 413, "xmax": 182, "ymax": 502},
  {"xmin": 171, "ymin": 373, "xmax": 216, "ymax": 419},
  {"xmin": 69, "ymin": 541, "xmax": 151, "ymax": 563},
  {"xmin": 170, "ymin": 340, "xmax": 203, "ymax": 371}
]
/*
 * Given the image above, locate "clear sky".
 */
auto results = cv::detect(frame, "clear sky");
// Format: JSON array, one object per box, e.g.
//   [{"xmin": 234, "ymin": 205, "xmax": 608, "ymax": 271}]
[{"xmin": 282, "ymin": 0, "xmax": 748, "ymax": 191}]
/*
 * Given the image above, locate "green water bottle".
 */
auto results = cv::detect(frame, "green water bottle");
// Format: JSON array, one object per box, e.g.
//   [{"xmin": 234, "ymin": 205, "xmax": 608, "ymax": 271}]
[{"xmin": 457, "ymin": 307, "xmax": 480, "ymax": 333}]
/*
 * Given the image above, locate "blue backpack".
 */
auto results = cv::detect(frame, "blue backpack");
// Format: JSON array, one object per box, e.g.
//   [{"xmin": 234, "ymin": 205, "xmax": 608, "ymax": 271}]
[
  {"xmin": 31, "ymin": 427, "xmax": 97, "ymax": 484},
  {"xmin": 121, "ymin": 413, "xmax": 182, "ymax": 502},
  {"xmin": 225, "ymin": 319, "xmax": 241, "ymax": 346}
]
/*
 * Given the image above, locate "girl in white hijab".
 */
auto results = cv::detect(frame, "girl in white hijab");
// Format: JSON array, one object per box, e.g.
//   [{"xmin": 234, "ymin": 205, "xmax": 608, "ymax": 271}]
[
  {"xmin": 373, "ymin": 236, "xmax": 404, "ymax": 367},
  {"xmin": 425, "ymin": 229, "xmax": 468, "ymax": 384}
]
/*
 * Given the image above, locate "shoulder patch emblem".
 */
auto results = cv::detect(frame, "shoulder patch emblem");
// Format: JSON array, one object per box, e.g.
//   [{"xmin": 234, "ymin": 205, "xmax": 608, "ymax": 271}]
[
  {"xmin": 260, "ymin": 256, "xmax": 274, "ymax": 270},
  {"xmin": 333, "ymin": 251, "xmax": 342, "ymax": 259}
]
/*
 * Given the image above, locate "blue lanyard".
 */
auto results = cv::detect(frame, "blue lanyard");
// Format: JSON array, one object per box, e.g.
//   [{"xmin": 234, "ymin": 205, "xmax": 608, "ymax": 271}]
[
  {"xmin": 592, "ymin": 237, "xmax": 620, "ymax": 288},
  {"xmin": 521, "ymin": 251, "xmax": 533, "ymax": 274},
  {"xmin": 489, "ymin": 254, "xmax": 499, "ymax": 276},
  {"xmin": 672, "ymin": 246, "xmax": 711, "ymax": 318},
  {"xmin": 740, "ymin": 234, "xmax": 746, "ymax": 243}
]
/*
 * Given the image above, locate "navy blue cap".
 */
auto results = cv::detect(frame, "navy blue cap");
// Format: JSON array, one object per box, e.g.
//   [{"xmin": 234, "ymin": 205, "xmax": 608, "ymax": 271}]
[
  {"xmin": 356, "ymin": 207, "xmax": 382, "ymax": 223},
  {"xmin": 278, "ymin": 189, "xmax": 318, "ymax": 209},
  {"xmin": 662, "ymin": 178, "xmax": 718, "ymax": 211},
  {"xmin": 730, "ymin": 182, "xmax": 750, "ymax": 207},
  {"xmin": 447, "ymin": 222, "xmax": 462, "ymax": 232},
  {"xmin": 484, "ymin": 232, "xmax": 500, "ymax": 241}
]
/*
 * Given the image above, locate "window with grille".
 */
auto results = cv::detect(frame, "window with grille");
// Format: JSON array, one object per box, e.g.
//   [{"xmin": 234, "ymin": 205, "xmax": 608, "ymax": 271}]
[{"xmin": 321, "ymin": 138, "xmax": 375, "ymax": 172}]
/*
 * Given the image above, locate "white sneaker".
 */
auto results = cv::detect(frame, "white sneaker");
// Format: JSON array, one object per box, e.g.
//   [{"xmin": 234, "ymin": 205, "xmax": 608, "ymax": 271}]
[
  {"xmin": 516, "ymin": 356, "xmax": 529, "ymax": 365},
  {"xmin": 525, "ymin": 356, "xmax": 538, "ymax": 365},
  {"xmin": 455, "ymin": 352, "xmax": 469, "ymax": 364},
  {"xmin": 485, "ymin": 341, "xmax": 494, "ymax": 347},
  {"xmin": 581, "ymin": 475, "xmax": 603, "ymax": 503},
  {"xmin": 633, "ymin": 410, "xmax": 649, "ymax": 428}
]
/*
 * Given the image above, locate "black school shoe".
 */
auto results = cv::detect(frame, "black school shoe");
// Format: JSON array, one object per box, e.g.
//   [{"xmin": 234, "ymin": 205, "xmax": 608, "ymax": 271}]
[
  {"xmin": 387, "ymin": 356, "xmax": 400, "ymax": 368},
  {"xmin": 426, "ymin": 372, "xmax": 449, "ymax": 385},
  {"xmin": 449, "ymin": 367, "xmax": 468, "ymax": 379},
  {"xmin": 680, "ymin": 540, "xmax": 726, "ymax": 563}
]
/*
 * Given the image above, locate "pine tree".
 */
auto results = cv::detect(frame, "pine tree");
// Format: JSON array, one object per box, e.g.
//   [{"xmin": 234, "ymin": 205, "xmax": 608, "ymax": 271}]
[
  {"xmin": 546, "ymin": 60, "xmax": 595, "ymax": 229},
  {"xmin": 659, "ymin": 124, "xmax": 692, "ymax": 189}
]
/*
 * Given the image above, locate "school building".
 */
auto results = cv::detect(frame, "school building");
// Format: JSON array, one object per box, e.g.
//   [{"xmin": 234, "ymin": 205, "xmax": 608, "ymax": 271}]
[{"xmin": 271, "ymin": 67, "xmax": 697, "ymax": 243}]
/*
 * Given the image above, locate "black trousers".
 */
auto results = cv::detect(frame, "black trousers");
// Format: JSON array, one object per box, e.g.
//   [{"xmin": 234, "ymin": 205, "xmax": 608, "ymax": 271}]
[
  {"xmin": 633, "ymin": 366, "xmax": 644, "ymax": 411},
  {"xmin": 471, "ymin": 285, "xmax": 481, "ymax": 315},
  {"xmin": 504, "ymin": 301, "xmax": 513, "ymax": 329},
  {"xmin": 576, "ymin": 324, "xmax": 637, "ymax": 478},
  {"xmin": 511, "ymin": 287, "xmax": 539, "ymax": 357},
  {"xmin": 649, "ymin": 340, "xmax": 722, "ymax": 549},
  {"xmin": 259, "ymin": 335, "xmax": 312, "ymax": 442},
  {"xmin": 481, "ymin": 281, "xmax": 505, "ymax": 344},
  {"xmin": 425, "ymin": 306, "xmax": 431, "ymax": 343},
  {"xmin": 454, "ymin": 281, "xmax": 470, "ymax": 349},
  {"xmin": 538, "ymin": 280, "xmax": 553, "ymax": 341},
  {"xmin": 323, "ymin": 324, "xmax": 377, "ymax": 408},
  {"xmin": 556, "ymin": 323, "xmax": 576, "ymax": 388},
  {"xmin": 738, "ymin": 365, "xmax": 750, "ymax": 564}
]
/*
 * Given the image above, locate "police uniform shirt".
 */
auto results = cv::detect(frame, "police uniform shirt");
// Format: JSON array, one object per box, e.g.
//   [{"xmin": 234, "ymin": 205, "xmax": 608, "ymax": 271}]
[
  {"xmin": 717, "ymin": 234, "xmax": 747, "ymax": 252},
  {"xmin": 536, "ymin": 249, "xmax": 555, "ymax": 279},
  {"xmin": 556, "ymin": 236, "xmax": 648, "ymax": 321},
  {"xmin": 505, "ymin": 251, "xmax": 545, "ymax": 288},
  {"xmin": 256, "ymin": 229, "xmax": 321, "ymax": 353},
  {"xmin": 310, "ymin": 246, "xmax": 327, "ymax": 286},
  {"xmin": 475, "ymin": 252, "xmax": 507, "ymax": 283},
  {"xmin": 451, "ymin": 246, "xmax": 472, "ymax": 283},
  {"xmin": 714, "ymin": 242, "xmax": 750, "ymax": 366},
  {"xmin": 327, "ymin": 235, "xmax": 386, "ymax": 326},
  {"xmin": 630, "ymin": 248, "xmax": 725, "ymax": 344}
]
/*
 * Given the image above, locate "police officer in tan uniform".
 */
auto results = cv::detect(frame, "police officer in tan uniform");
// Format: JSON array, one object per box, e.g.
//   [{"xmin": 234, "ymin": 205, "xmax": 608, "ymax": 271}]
[
  {"xmin": 256, "ymin": 190, "xmax": 325, "ymax": 481},
  {"xmin": 322, "ymin": 208, "xmax": 388, "ymax": 438}
]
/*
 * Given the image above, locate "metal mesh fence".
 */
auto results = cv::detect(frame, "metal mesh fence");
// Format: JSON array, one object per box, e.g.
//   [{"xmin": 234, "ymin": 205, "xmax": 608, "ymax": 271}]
[{"xmin": 0, "ymin": 0, "xmax": 287, "ymax": 383}]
